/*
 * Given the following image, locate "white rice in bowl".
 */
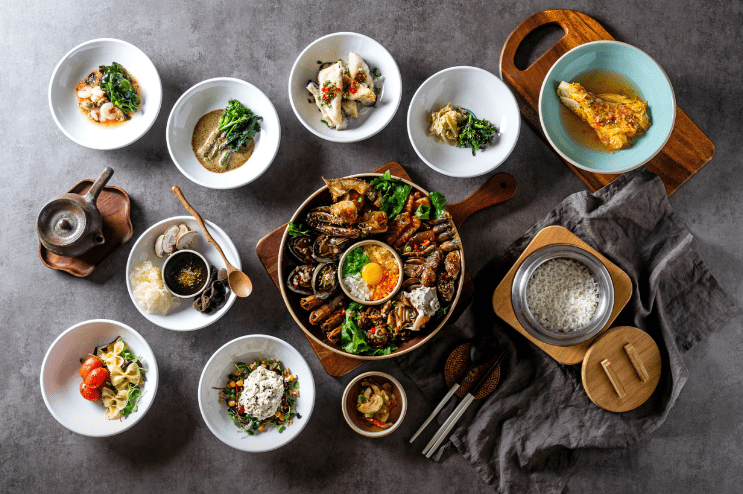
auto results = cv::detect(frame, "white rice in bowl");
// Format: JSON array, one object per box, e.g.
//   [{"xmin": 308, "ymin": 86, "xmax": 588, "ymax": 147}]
[
  {"xmin": 343, "ymin": 273, "xmax": 371, "ymax": 301},
  {"xmin": 525, "ymin": 259, "xmax": 599, "ymax": 332}
]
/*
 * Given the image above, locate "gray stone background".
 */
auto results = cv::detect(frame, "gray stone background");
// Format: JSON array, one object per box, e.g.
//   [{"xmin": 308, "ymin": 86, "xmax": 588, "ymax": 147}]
[{"xmin": 2, "ymin": 0, "xmax": 741, "ymax": 492}]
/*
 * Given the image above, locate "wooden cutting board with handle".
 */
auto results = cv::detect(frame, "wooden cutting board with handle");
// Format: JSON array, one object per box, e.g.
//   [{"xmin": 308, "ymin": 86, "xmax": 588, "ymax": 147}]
[
  {"xmin": 256, "ymin": 162, "xmax": 517, "ymax": 376},
  {"xmin": 499, "ymin": 9, "xmax": 714, "ymax": 195}
]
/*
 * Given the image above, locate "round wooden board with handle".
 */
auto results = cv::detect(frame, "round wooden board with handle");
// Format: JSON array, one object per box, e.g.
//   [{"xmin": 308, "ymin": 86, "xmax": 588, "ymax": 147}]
[{"xmin": 582, "ymin": 326, "xmax": 661, "ymax": 412}]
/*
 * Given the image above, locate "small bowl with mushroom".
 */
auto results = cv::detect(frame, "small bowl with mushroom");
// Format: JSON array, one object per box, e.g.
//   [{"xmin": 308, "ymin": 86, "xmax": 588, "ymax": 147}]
[
  {"xmin": 342, "ymin": 371, "xmax": 407, "ymax": 438},
  {"xmin": 125, "ymin": 216, "xmax": 240, "ymax": 331}
]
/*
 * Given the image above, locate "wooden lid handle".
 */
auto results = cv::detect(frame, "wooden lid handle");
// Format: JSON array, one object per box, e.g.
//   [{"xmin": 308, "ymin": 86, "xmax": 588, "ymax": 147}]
[
  {"xmin": 448, "ymin": 173, "xmax": 517, "ymax": 229},
  {"xmin": 624, "ymin": 343, "xmax": 649, "ymax": 382},
  {"xmin": 600, "ymin": 358, "xmax": 627, "ymax": 399}
]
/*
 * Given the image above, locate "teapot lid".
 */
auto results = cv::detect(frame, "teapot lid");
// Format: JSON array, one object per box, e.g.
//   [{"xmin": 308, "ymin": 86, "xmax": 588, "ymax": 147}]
[{"xmin": 37, "ymin": 199, "xmax": 87, "ymax": 247}]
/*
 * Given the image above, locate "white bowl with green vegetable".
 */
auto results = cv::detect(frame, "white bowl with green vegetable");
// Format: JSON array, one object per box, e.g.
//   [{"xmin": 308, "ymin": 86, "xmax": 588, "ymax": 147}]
[
  {"xmin": 166, "ymin": 77, "xmax": 281, "ymax": 189},
  {"xmin": 40, "ymin": 319, "xmax": 158, "ymax": 437},
  {"xmin": 198, "ymin": 334, "xmax": 315, "ymax": 452},
  {"xmin": 407, "ymin": 66, "xmax": 521, "ymax": 177},
  {"xmin": 48, "ymin": 38, "xmax": 162, "ymax": 150}
]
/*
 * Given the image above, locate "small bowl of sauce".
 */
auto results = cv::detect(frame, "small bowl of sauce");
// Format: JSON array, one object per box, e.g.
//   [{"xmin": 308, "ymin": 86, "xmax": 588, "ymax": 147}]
[{"xmin": 162, "ymin": 249, "xmax": 210, "ymax": 298}]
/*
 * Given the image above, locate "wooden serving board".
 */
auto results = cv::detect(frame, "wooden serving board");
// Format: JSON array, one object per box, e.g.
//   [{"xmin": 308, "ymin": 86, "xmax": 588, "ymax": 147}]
[
  {"xmin": 38, "ymin": 180, "xmax": 133, "ymax": 277},
  {"xmin": 492, "ymin": 226, "xmax": 632, "ymax": 365},
  {"xmin": 256, "ymin": 162, "xmax": 517, "ymax": 377},
  {"xmin": 499, "ymin": 9, "xmax": 715, "ymax": 196}
]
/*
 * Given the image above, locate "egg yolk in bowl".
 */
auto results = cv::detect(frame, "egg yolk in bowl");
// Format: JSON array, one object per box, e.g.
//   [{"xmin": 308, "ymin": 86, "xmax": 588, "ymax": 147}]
[{"xmin": 362, "ymin": 262, "xmax": 383, "ymax": 285}]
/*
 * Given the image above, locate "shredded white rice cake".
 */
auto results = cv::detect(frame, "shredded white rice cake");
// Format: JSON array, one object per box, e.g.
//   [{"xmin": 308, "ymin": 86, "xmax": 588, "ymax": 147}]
[
  {"xmin": 130, "ymin": 260, "xmax": 180, "ymax": 315},
  {"xmin": 526, "ymin": 259, "xmax": 599, "ymax": 332}
]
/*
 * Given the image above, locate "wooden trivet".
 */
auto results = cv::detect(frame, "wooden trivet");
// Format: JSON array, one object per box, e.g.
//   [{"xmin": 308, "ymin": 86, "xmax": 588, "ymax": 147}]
[
  {"xmin": 492, "ymin": 226, "xmax": 632, "ymax": 365},
  {"xmin": 444, "ymin": 343, "xmax": 501, "ymax": 399},
  {"xmin": 38, "ymin": 180, "xmax": 133, "ymax": 277},
  {"xmin": 500, "ymin": 9, "xmax": 715, "ymax": 196},
  {"xmin": 256, "ymin": 161, "xmax": 516, "ymax": 377}
]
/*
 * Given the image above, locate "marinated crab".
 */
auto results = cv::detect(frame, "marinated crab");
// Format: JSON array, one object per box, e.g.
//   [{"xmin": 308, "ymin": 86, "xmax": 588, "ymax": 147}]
[{"xmin": 306, "ymin": 206, "xmax": 361, "ymax": 238}]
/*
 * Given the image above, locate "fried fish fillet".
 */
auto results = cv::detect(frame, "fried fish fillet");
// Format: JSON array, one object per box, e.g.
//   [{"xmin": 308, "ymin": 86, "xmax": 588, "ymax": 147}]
[{"xmin": 557, "ymin": 81, "xmax": 651, "ymax": 152}]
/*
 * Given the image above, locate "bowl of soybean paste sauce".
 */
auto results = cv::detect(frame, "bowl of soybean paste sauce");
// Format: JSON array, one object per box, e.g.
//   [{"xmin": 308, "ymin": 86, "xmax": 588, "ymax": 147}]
[{"xmin": 162, "ymin": 249, "xmax": 209, "ymax": 298}]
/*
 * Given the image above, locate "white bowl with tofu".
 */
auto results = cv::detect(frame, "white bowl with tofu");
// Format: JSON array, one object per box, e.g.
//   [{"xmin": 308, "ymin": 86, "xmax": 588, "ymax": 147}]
[{"xmin": 288, "ymin": 32, "xmax": 402, "ymax": 143}]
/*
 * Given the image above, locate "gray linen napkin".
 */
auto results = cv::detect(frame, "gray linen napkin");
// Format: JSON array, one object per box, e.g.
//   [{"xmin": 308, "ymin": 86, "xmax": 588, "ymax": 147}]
[{"xmin": 398, "ymin": 168, "xmax": 738, "ymax": 494}]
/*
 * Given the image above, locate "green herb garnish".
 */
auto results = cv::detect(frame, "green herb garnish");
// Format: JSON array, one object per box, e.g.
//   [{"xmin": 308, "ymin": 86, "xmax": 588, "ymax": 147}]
[
  {"xmin": 287, "ymin": 222, "xmax": 309, "ymax": 237},
  {"xmin": 99, "ymin": 62, "xmax": 140, "ymax": 114},
  {"xmin": 342, "ymin": 247, "xmax": 370, "ymax": 277},
  {"xmin": 429, "ymin": 191, "xmax": 447, "ymax": 219},
  {"xmin": 457, "ymin": 113, "xmax": 497, "ymax": 156},
  {"xmin": 320, "ymin": 119, "xmax": 332, "ymax": 128},
  {"xmin": 120, "ymin": 385, "xmax": 142, "ymax": 417},
  {"xmin": 370, "ymin": 171, "xmax": 412, "ymax": 219},
  {"xmin": 415, "ymin": 204, "xmax": 431, "ymax": 220},
  {"xmin": 436, "ymin": 305, "xmax": 450, "ymax": 318},
  {"xmin": 217, "ymin": 99, "xmax": 263, "ymax": 151},
  {"xmin": 371, "ymin": 67, "xmax": 381, "ymax": 78},
  {"xmin": 340, "ymin": 302, "xmax": 398, "ymax": 356}
]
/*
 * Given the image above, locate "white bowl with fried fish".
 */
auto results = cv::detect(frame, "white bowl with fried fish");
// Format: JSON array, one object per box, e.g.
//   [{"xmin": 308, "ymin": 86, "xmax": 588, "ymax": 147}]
[
  {"xmin": 407, "ymin": 66, "xmax": 521, "ymax": 178},
  {"xmin": 289, "ymin": 32, "xmax": 402, "ymax": 143},
  {"xmin": 167, "ymin": 78, "xmax": 281, "ymax": 189}
]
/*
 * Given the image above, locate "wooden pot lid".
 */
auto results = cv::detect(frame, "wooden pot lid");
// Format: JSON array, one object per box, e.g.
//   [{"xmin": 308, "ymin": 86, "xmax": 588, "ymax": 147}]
[{"xmin": 582, "ymin": 326, "xmax": 661, "ymax": 412}]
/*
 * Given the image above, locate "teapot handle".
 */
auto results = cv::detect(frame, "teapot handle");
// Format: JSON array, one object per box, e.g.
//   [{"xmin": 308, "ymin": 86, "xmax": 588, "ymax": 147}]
[{"xmin": 84, "ymin": 167, "xmax": 114, "ymax": 205}]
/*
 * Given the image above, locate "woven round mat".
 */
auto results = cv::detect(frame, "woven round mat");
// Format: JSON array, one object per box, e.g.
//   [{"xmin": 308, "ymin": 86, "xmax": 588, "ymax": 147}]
[{"xmin": 444, "ymin": 343, "xmax": 501, "ymax": 399}]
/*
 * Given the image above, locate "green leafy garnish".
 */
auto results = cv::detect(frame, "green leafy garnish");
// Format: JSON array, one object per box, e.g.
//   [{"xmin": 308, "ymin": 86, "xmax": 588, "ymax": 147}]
[
  {"xmin": 342, "ymin": 247, "xmax": 370, "ymax": 277},
  {"xmin": 371, "ymin": 67, "xmax": 381, "ymax": 78},
  {"xmin": 320, "ymin": 119, "xmax": 332, "ymax": 128},
  {"xmin": 370, "ymin": 171, "xmax": 412, "ymax": 219},
  {"xmin": 415, "ymin": 204, "xmax": 431, "ymax": 220},
  {"xmin": 120, "ymin": 385, "xmax": 142, "ymax": 417},
  {"xmin": 217, "ymin": 99, "xmax": 263, "ymax": 151},
  {"xmin": 99, "ymin": 62, "xmax": 139, "ymax": 114},
  {"xmin": 340, "ymin": 302, "xmax": 398, "ymax": 356},
  {"xmin": 429, "ymin": 191, "xmax": 447, "ymax": 219},
  {"xmin": 287, "ymin": 222, "xmax": 309, "ymax": 237},
  {"xmin": 436, "ymin": 305, "xmax": 450, "ymax": 318},
  {"xmin": 457, "ymin": 113, "xmax": 497, "ymax": 156}
]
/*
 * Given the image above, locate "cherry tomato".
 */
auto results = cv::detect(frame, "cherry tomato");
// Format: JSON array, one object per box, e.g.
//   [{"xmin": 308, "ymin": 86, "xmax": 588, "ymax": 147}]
[
  {"xmin": 79, "ymin": 356, "xmax": 103, "ymax": 379},
  {"xmin": 83, "ymin": 367, "xmax": 109, "ymax": 389},
  {"xmin": 79, "ymin": 382, "xmax": 101, "ymax": 401}
]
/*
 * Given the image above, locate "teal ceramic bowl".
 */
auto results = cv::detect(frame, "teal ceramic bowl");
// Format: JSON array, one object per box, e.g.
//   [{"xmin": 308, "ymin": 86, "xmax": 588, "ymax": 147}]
[{"xmin": 539, "ymin": 41, "xmax": 675, "ymax": 174}]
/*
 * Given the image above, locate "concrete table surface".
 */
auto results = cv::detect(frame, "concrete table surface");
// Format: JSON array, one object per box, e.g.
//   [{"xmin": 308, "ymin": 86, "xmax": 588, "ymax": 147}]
[{"xmin": 2, "ymin": 1, "xmax": 741, "ymax": 493}]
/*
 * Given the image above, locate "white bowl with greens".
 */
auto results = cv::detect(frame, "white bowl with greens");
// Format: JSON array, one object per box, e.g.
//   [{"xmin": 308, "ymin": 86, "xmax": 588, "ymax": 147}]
[
  {"xmin": 407, "ymin": 66, "xmax": 521, "ymax": 177},
  {"xmin": 167, "ymin": 77, "xmax": 281, "ymax": 189},
  {"xmin": 48, "ymin": 38, "xmax": 162, "ymax": 150}
]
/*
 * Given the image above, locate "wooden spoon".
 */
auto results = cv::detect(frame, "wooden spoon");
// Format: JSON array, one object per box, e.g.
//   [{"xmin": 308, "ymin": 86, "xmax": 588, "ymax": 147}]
[{"xmin": 171, "ymin": 186, "xmax": 252, "ymax": 298}]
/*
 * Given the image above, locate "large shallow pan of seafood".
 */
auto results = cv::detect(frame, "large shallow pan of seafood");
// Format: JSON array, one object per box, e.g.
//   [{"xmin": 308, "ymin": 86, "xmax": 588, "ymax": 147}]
[{"xmin": 278, "ymin": 173, "xmax": 464, "ymax": 360}]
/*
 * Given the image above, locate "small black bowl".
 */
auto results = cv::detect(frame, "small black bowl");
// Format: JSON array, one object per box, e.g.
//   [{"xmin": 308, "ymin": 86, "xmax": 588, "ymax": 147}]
[{"xmin": 162, "ymin": 249, "xmax": 210, "ymax": 298}]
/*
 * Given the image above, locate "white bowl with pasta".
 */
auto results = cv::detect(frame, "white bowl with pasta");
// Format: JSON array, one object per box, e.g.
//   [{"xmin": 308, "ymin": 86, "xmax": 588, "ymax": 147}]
[
  {"xmin": 407, "ymin": 66, "xmax": 521, "ymax": 177},
  {"xmin": 39, "ymin": 319, "xmax": 159, "ymax": 437},
  {"xmin": 288, "ymin": 32, "xmax": 402, "ymax": 143},
  {"xmin": 198, "ymin": 334, "xmax": 315, "ymax": 452},
  {"xmin": 48, "ymin": 38, "xmax": 162, "ymax": 150}
]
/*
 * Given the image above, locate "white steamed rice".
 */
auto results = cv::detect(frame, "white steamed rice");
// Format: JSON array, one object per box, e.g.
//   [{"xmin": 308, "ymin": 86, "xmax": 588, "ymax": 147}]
[
  {"xmin": 525, "ymin": 259, "xmax": 599, "ymax": 332},
  {"xmin": 343, "ymin": 273, "xmax": 371, "ymax": 301}
]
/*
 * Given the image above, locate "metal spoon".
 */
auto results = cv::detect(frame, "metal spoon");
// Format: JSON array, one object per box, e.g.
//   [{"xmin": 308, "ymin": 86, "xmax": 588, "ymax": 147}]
[
  {"xmin": 409, "ymin": 338, "xmax": 497, "ymax": 443},
  {"xmin": 171, "ymin": 186, "xmax": 252, "ymax": 298}
]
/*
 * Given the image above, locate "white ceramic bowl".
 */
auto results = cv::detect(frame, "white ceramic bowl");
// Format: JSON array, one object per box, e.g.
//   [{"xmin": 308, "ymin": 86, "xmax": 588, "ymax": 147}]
[
  {"xmin": 125, "ymin": 216, "xmax": 240, "ymax": 331},
  {"xmin": 288, "ymin": 32, "xmax": 402, "ymax": 143},
  {"xmin": 166, "ymin": 78, "xmax": 281, "ymax": 189},
  {"xmin": 198, "ymin": 335, "xmax": 315, "ymax": 452},
  {"xmin": 40, "ymin": 319, "xmax": 159, "ymax": 437},
  {"xmin": 48, "ymin": 38, "xmax": 162, "ymax": 150},
  {"xmin": 341, "ymin": 371, "xmax": 407, "ymax": 438},
  {"xmin": 407, "ymin": 66, "xmax": 521, "ymax": 177}
]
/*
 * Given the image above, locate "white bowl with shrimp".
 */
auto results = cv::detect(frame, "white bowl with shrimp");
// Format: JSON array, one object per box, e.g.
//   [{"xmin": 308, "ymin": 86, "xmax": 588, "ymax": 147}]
[
  {"xmin": 39, "ymin": 319, "xmax": 159, "ymax": 437},
  {"xmin": 48, "ymin": 38, "xmax": 162, "ymax": 150},
  {"xmin": 288, "ymin": 32, "xmax": 402, "ymax": 143},
  {"xmin": 198, "ymin": 334, "xmax": 315, "ymax": 453},
  {"xmin": 166, "ymin": 78, "xmax": 281, "ymax": 189},
  {"xmin": 407, "ymin": 66, "xmax": 521, "ymax": 177}
]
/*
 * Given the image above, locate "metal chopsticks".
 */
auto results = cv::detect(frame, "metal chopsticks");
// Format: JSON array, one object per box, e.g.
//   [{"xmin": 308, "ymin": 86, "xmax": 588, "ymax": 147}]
[{"xmin": 421, "ymin": 350, "xmax": 507, "ymax": 457}]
